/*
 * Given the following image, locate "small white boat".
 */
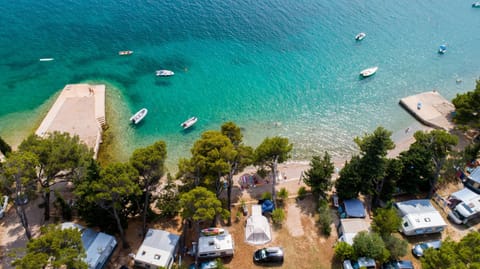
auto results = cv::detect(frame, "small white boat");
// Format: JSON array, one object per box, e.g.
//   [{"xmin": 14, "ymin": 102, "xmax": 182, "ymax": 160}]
[
  {"xmin": 130, "ymin": 108, "xmax": 148, "ymax": 124},
  {"xmin": 355, "ymin": 32, "xmax": 366, "ymax": 41},
  {"xmin": 39, "ymin": 58, "xmax": 54, "ymax": 62},
  {"xmin": 156, "ymin": 70, "xmax": 174, "ymax": 77},
  {"xmin": 119, "ymin": 50, "xmax": 133, "ymax": 56},
  {"xmin": 438, "ymin": 44, "xmax": 447, "ymax": 54},
  {"xmin": 181, "ymin": 117, "xmax": 198, "ymax": 129},
  {"xmin": 472, "ymin": 2, "xmax": 480, "ymax": 7},
  {"xmin": 360, "ymin": 66, "xmax": 378, "ymax": 77}
]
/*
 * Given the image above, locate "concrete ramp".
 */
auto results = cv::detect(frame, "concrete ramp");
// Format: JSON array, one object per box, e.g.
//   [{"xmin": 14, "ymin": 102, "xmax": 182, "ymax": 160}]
[{"xmin": 399, "ymin": 91, "xmax": 455, "ymax": 130}]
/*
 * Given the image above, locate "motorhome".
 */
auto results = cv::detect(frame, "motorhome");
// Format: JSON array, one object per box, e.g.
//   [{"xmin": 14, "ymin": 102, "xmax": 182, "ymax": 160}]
[
  {"xmin": 197, "ymin": 230, "xmax": 234, "ymax": 258},
  {"xmin": 447, "ymin": 188, "xmax": 480, "ymax": 224},
  {"xmin": 394, "ymin": 199, "xmax": 447, "ymax": 236},
  {"xmin": 134, "ymin": 229, "xmax": 180, "ymax": 269}
]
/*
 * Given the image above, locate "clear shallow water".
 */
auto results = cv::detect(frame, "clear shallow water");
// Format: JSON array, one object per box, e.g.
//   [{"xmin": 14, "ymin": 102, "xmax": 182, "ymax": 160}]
[{"xmin": 0, "ymin": 0, "xmax": 479, "ymax": 168}]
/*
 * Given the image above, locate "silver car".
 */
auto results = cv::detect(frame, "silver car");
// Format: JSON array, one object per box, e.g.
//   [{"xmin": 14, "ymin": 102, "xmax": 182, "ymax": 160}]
[{"xmin": 412, "ymin": 240, "xmax": 441, "ymax": 257}]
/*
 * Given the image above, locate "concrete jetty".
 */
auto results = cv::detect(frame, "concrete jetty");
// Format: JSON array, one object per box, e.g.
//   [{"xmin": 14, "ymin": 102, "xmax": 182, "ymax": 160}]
[
  {"xmin": 399, "ymin": 90, "xmax": 455, "ymax": 131},
  {"xmin": 35, "ymin": 84, "xmax": 106, "ymax": 158}
]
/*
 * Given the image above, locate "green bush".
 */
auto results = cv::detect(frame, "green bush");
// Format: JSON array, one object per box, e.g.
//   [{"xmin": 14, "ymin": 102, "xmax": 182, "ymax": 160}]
[
  {"xmin": 261, "ymin": 191, "xmax": 272, "ymax": 201},
  {"xmin": 271, "ymin": 208, "xmax": 285, "ymax": 224},
  {"xmin": 334, "ymin": 241, "xmax": 355, "ymax": 261},
  {"xmin": 297, "ymin": 186, "xmax": 307, "ymax": 200},
  {"xmin": 278, "ymin": 188, "xmax": 289, "ymax": 200},
  {"xmin": 277, "ymin": 188, "xmax": 289, "ymax": 207},
  {"xmin": 317, "ymin": 200, "xmax": 332, "ymax": 236}
]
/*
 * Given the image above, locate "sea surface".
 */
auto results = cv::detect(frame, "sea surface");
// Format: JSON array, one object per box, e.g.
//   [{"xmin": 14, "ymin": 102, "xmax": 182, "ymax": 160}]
[{"xmin": 1, "ymin": 0, "xmax": 480, "ymax": 169}]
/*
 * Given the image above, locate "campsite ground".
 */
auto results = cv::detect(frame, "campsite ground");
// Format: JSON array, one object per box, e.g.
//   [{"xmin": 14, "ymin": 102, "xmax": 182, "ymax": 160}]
[{"xmin": 0, "ymin": 160, "xmax": 477, "ymax": 269}]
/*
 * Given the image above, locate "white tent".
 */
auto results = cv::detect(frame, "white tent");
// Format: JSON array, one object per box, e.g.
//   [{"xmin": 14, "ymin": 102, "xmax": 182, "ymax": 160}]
[{"xmin": 245, "ymin": 205, "xmax": 272, "ymax": 245}]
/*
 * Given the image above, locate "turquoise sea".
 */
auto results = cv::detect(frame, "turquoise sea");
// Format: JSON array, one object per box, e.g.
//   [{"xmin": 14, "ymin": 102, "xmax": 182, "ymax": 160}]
[{"xmin": 1, "ymin": 0, "xmax": 480, "ymax": 169}]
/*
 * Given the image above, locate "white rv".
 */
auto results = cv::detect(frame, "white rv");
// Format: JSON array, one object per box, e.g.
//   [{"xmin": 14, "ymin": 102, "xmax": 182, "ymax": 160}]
[
  {"xmin": 394, "ymin": 199, "xmax": 447, "ymax": 236},
  {"xmin": 197, "ymin": 230, "xmax": 234, "ymax": 258},
  {"xmin": 134, "ymin": 229, "xmax": 180, "ymax": 269},
  {"xmin": 447, "ymin": 188, "xmax": 480, "ymax": 224}
]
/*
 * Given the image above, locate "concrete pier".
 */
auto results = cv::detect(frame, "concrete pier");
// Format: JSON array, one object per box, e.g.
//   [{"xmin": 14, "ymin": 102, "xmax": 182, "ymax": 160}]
[
  {"xmin": 35, "ymin": 84, "xmax": 106, "ymax": 158},
  {"xmin": 399, "ymin": 90, "xmax": 455, "ymax": 131}
]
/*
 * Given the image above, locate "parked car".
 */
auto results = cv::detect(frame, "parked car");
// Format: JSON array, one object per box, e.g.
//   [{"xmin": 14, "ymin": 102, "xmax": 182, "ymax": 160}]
[
  {"xmin": 343, "ymin": 257, "xmax": 376, "ymax": 269},
  {"xmin": 381, "ymin": 260, "xmax": 414, "ymax": 269},
  {"xmin": 188, "ymin": 260, "xmax": 218, "ymax": 269},
  {"xmin": 412, "ymin": 240, "xmax": 442, "ymax": 257},
  {"xmin": 253, "ymin": 247, "xmax": 284, "ymax": 265}
]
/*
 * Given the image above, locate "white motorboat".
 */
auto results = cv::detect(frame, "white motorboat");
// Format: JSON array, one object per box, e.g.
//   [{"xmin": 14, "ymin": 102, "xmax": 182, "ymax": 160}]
[
  {"xmin": 130, "ymin": 108, "xmax": 148, "ymax": 124},
  {"xmin": 355, "ymin": 32, "xmax": 366, "ymax": 41},
  {"xmin": 156, "ymin": 70, "xmax": 174, "ymax": 77},
  {"xmin": 360, "ymin": 66, "xmax": 378, "ymax": 77},
  {"xmin": 438, "ymin": 44, "xmax": 447, "ymax": 54},
  {"xmin": 39, "ymin": 58, "xmax": 54, "ymax": 62},
  {"xmin": 473, "ymin": 2, "xmax": 480, "ymax": 7},
  {"xmin": 119, "ymin": 50, "xmax": 133, "ymax": 56},
  {"xmin": 181, "ymin": 117, "xmax": 198, "ymax": 129}
]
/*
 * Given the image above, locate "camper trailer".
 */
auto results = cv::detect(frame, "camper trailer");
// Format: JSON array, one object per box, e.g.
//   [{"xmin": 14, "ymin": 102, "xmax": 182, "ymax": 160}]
[
  {"xmin": 394, "ymin": 199, "xmax": 447, "ymax": 236},
  {"xmin": 464, "ymin": 166, "xmax": 480, "ymax": 194},
  {"xmin": 337, "ymin": 218, "xmax": 371, "ymax": 245},
  {"xmin": 61, "ymin": 222, "xmax": 117, "ymax": 269},
  {"xmin": 447, "ymin": 188, "xmax": 480, "ymax": 224},
  {"xmin": 134, "ymin": 229, "xmax": 180, "ymax": 269},
  {"xmin": 197, "ymin": 230, "xmax": 234, "ymax": 258}
]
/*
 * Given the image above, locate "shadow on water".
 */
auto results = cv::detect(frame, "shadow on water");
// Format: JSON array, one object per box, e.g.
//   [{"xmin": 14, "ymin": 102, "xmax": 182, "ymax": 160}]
[
  {"xmin": 181, "ymin": 126, "xmax": 196, "ymax": 135},
  {"xmin": 154, "ymin": 80, "xmax": 173, "ymax": 87}
]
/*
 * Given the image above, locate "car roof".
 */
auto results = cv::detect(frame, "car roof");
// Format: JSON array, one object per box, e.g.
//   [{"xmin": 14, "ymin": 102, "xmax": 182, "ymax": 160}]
[
  {"xmin": 265, "ymin": 247, "xmax": 283, "ymax": 253},
  {"xmin": 420, "ymin": 240, "xmax": 442, "ymax": 248}
]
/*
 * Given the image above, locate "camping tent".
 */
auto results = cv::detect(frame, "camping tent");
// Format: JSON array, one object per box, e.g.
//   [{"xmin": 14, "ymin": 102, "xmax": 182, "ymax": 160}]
[
  {"xmin": 261, "ymin": 199, "xmax": 275, "ymax": 214},
  {"xmin": 245, "ymin": 205, "xmax": 272, "ymax": 245}
]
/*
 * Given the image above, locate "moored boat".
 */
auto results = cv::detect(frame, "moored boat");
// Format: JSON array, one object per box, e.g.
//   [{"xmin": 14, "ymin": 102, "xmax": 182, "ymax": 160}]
[
  {"xmin": 360, "ymin": 66, "xmax": 378, "ymax": 77},
  {"xmin": 130, "ymin": 108, "xmax": 148, "ymax": 124},
  {"xmin": 438, "ymin": 44, "xmax": 447, "ymax": 54},
  {"xmin": 355, "ymin": 32, "xmax": 366, "ymax": 41},
  {"xmin": 156, "ymin": 70, "xmax": 174, "ymax": 77},
  {"xmin": 39, "ymin": 58, "xmax": 54, "ymax": 62},
  {"xmin": 181, "ymin": 117, "xmax": 198, "ymax": 129},
  {"xmin": 119, "ymin": 50, "xmax": 133, "ymax": 56},
  {"xmin": 472, "ymin": 2, "xmax": 480, "ymax": 7}
]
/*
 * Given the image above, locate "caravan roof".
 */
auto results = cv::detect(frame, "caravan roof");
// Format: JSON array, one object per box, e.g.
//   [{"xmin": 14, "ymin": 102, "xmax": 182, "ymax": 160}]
[
  {"xmin": 61, "ymin": 222, "xmax": 117, "ymax": 269},
  {"xmin": 343, "ymin": 199, "xmax": 366, "ymax": 218},
  {"xmin": 394, "ymin": 199, "xmax": 437, "ymax": 216},
  {"xmin": 469, "ymin": 167, "xmax": 480, "ymax": 183},
  {"xmin": 198, "ymin": 231, "xmax": 234, "ymax": 254},
  {"xmin": 450, "ymin": 188, "xmax": 479, "ymax": 202},
  {"xmin": 135, "ymin": 229, "xmax": 180, "ymax": 268}
]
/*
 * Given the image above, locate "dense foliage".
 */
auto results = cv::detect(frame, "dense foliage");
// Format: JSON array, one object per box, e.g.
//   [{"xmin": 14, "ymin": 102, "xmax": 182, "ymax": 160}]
[
  {"xmin": 452, "ymin": 80, "xmax": 480, "ymax": 128},
  {"xmin": 254, "ymin": 136, "xmax": 292, "ymax": 206},
  {"xmin": 18, "ymin": 132, "xmax": 93, "ymax": 220},
  {"xmin": 352, "ymin": 231, "xmax": 388, "ymax": 262},
  {"xmin": 179, "ymin": 186, "xmax": 229, "ymax": 224},
  {"xmin": 12, "ymin": 224, "xmax": 87, "ymax": 269},
  {"xmin": 371, "ymin": 207, "xmax": 402, "ymax": 238},
  {"xmin": 130, "ymin": 140, "xmax": 167, "ymax": 235},
  {"xmin": 422, "ymin": 232, "xmax": 480, "ymax": 269},
  {"xmin": 303, "ymin": 152, "xmax": 334, "ymax": 199},
  {"xmin": 0, "ymin": 135, "xmax": 12, "ymax": 155}
]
